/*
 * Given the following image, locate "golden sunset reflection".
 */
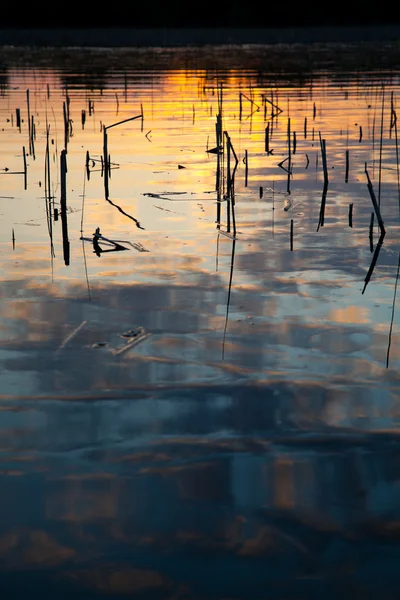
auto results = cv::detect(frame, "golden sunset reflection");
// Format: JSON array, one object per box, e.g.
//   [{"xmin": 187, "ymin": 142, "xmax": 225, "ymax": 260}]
[{"xmin": 0, "ymin": 45, "xmax": 400, "ymax": 597}]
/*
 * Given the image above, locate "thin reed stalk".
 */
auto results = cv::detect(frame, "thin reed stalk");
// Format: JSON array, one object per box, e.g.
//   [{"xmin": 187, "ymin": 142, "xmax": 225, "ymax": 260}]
[{"xmin": 365, "ymin": 163, "xmax": 385, "ymax": 234}]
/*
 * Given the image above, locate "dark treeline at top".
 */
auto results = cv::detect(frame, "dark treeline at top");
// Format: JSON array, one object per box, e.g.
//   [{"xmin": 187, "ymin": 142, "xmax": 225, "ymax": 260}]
[{"xmin": 2, "ymin": 1, "xmax": 400, "ymax": 30}]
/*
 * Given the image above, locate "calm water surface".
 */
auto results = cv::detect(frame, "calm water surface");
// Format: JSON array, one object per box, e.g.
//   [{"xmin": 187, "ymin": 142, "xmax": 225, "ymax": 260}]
[{"xmin": 0, "ymin": 44, "xmax": 400, "ymax": 599}]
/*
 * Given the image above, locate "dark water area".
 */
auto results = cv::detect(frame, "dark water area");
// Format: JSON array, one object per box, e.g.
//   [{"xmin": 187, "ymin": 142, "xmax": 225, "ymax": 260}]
[{"xmin": 0, "ymin": 41, "xmax": 400, "ymax": 598}]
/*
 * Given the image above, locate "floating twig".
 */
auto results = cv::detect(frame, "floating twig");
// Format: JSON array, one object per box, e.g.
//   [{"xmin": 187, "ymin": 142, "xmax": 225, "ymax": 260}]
[
  {"xmin": 56, "ymin": 320, "xmax": 87, "ymax": 353},
  {"xmin": 112, "ymin": 327, "xmax": 150, "ymax": 356}
]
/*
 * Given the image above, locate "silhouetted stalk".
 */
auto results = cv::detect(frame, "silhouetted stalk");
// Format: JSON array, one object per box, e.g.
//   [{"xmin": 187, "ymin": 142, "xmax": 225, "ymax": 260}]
[
  {"xmin": 265, "ymin": 124, "xmax": 270, "ymax": 153},
  {"xmin": 365, "ymin": 163, "xmax": 385, "ymax": 234},
  {"xmin": 44, "ymin": 123, "xmax": 55, "ymax": 259},
  {"xmin": 103, "ymin": 126, "xmax": 109, "ymax": 198},
  {"xmin": 348, "ymin": 203, "xmax": 353, "ymax": 227},
  {"xmin": 386, "ymin": 251, "xmax": 400, "ymax": 368},
  {"xmin": 26, "ymin": 89, "xmax": 31, "ymax": 154},
  {"xmin": 30, "ymin": 116, "xmax": 35, "ymax": 159},
  {"xmin": 369, "ymin": 212, "xmax": 375, "ymax": 252},
  {"xmin": 222, "ymin": 239, "xmax": 236, "ymax": 360},
  {"xmin": 304, "ymin": 116, "xmax": 307, "ymax": 138},
  {"xmin": 319, "ymin": 132, "xmax": 329, "ymax": 184},
  {"xmin": 23, "ymin": 146, "xmax": 27, "ymax": 190},
  {"xmin": 393, "ymin": 105, "xmax": 400, "ymax": 215},
  {"xmin": 244, "ymin": 149, "xmax": 248, "ymax": 187},
  {"xmin": 378, "ymin": 85, "xmax": 385, "ymax": 205},
  {"xmin": 85, "ymin": 150, "xmax": 90, "ymax": 181},
  {"xmin": 16, "ymin": 108, "xmax": 21, "ymax": 132},
  {"xmin": 290, "ymin": 219, "xmax": 293, "ymax": 251},
  {"xmin": 287, "ymin": 118, "xmax": 292, "ymax": 194},
  {"xmin": 60, "ymin": 149, "xmax": 70, "ymax": 266},
  {"xmin": 362, "ymin": 230, "xmax": 385, "ymax": 294},
  {"xmin": 317, "ymin": 180, "xmax": 328, "ymax": 231},
  {"xmin": 345, "ymin": 149, "xmax": 349, "ymax": 183}
]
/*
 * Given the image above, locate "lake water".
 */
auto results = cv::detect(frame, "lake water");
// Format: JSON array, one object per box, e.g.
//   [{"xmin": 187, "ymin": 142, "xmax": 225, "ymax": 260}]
[{"xmin": 0, "ymin": 43, "xmax": 400, "ymax": 599}]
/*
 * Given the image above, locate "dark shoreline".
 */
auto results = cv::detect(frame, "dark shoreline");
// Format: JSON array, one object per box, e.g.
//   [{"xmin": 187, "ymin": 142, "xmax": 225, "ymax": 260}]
[{"xmin": 1, "ymin": 26, "xmax": 400, "ymax": 48}]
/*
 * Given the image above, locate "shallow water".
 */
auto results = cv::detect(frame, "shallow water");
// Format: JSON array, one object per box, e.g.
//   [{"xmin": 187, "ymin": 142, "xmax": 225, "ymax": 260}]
[{"xmin": 0, "ymin": 44, "xmax": 400, "ymax": 598}]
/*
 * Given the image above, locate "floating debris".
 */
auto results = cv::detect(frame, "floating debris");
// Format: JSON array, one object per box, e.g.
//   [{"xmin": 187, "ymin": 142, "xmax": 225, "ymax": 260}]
[
  {"xmin": 113, "ymin": 326, "xmax": 150, "ymax": 356},
  {"xmin": 283, "ymin": 197, "xmax": 293, "ymax": 211}
]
